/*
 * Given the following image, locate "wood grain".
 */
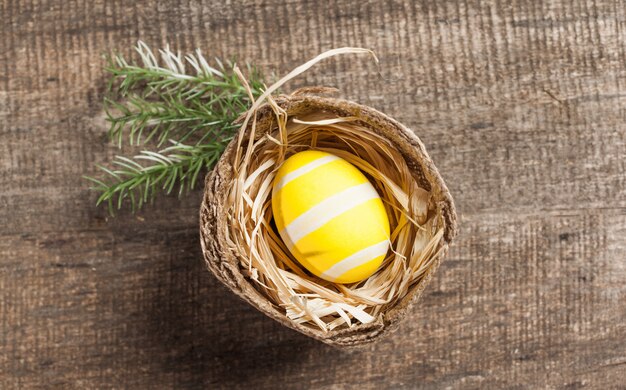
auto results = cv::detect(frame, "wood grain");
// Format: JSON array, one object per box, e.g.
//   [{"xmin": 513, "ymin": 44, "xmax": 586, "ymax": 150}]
[{"xmin": 1, "ymin": 0, "xmax": 625, "ymax": 388}]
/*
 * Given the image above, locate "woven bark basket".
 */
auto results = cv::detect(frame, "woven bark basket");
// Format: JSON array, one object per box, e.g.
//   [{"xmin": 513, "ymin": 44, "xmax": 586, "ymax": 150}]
[{"xmin": 200, "ymin": 92, "xmax": 458, "ymax": 347}]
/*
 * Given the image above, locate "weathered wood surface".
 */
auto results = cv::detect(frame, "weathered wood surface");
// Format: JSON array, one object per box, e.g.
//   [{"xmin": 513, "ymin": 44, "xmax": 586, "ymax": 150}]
[{"xmin": 1, "ymin": 0, "xmax": 625, "ymax": 388}]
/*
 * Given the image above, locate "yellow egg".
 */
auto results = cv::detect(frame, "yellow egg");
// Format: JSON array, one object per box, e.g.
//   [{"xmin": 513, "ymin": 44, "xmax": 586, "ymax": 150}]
[{"xmin": 272, "ymin": 150, "xmax": 390, "ymax": 284}]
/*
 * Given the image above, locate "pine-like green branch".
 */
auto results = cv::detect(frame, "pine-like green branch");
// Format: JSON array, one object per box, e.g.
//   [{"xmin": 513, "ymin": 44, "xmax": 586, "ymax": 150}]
[
  {"xmin": 85, "ymin": 141, "xmax": 228, "ymax": 214},
  {"xmin": 105, "ymin": 41, "xmax": 265, "ymax": 148},
  {"xmin": 85, "ymin": 41, "xmax": 267, "ymax": 213}
]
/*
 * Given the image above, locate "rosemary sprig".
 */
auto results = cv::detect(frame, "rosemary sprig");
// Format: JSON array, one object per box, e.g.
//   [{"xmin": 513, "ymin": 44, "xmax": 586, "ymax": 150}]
[
  {"xmin": 85, "ymin": 141, "xmax": 228, "ymax": 214},
  {"xmin": 86, "ymin": 41, "xmax": 266, "ymax": 213}
]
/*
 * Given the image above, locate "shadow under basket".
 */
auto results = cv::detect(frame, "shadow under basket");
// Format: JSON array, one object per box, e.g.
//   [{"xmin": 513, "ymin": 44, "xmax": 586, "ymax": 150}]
[{"xmin": 200, "ymin": 93, "xmax": 458, "ymax": 347}]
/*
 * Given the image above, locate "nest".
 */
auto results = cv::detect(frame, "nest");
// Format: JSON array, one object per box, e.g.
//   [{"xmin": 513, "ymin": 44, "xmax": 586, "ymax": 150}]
[{"xmin": 200, "ymin": 87, "xmax": 458, "ymax": 347}]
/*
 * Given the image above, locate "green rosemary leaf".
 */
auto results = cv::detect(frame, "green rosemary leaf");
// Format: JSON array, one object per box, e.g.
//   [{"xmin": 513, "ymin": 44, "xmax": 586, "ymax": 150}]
[{"xmin": 87, "ymin": 41, "xmax": 266, "ymax": 213}]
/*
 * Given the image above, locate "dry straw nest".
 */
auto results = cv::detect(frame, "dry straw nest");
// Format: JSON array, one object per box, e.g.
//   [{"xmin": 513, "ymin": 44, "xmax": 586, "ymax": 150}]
[{"xmin": 200, "ymin": 87, "xmax": 457, "ymax": 346}]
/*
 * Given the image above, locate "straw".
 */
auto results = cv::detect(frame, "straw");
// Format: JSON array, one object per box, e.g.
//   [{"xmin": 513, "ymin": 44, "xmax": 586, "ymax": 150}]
[
  {"xmin": 225, "ymin": 109, "xmax": 444, "ymax": 332},
  {"xmin": 200, "ymin": 49, "xmax": 457, "ymax": 343}
]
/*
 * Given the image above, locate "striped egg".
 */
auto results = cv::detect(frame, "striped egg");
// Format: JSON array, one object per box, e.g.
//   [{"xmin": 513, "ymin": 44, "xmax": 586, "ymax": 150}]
[{"xmin": 272, "ymin": 150, "xmax": 390, "ymax": 284}]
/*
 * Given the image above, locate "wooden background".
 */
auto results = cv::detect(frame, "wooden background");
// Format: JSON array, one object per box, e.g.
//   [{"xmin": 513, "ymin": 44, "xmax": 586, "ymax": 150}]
[{"xmin": 1, "ymin": 0, "xmax": 625, "ymax": 388}]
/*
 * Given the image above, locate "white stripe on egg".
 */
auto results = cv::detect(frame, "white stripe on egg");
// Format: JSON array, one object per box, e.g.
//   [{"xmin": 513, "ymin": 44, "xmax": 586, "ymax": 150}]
[
  {"xmin": 320, "ymin": 240, "xmax": 389, "ymax": 281},
  {"xmin": 280, "ymin": 183, "xmax": 381, "ymax": 250},
  {"xmin": 273, "ymin": 154, "xmax": 340, "ymax": 191}
]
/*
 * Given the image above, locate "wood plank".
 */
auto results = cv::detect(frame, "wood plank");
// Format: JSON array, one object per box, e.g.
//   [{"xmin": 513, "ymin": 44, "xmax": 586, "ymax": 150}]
[{"xmin": 1, "ymin": 212, "xmax": 624, "ymax": 388}]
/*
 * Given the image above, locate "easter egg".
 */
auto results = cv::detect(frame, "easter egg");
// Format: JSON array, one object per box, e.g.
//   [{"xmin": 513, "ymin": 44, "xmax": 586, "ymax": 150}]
[{"xmin": 272, "ymin": 150, "xmax": 390, "ymax": 284}]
